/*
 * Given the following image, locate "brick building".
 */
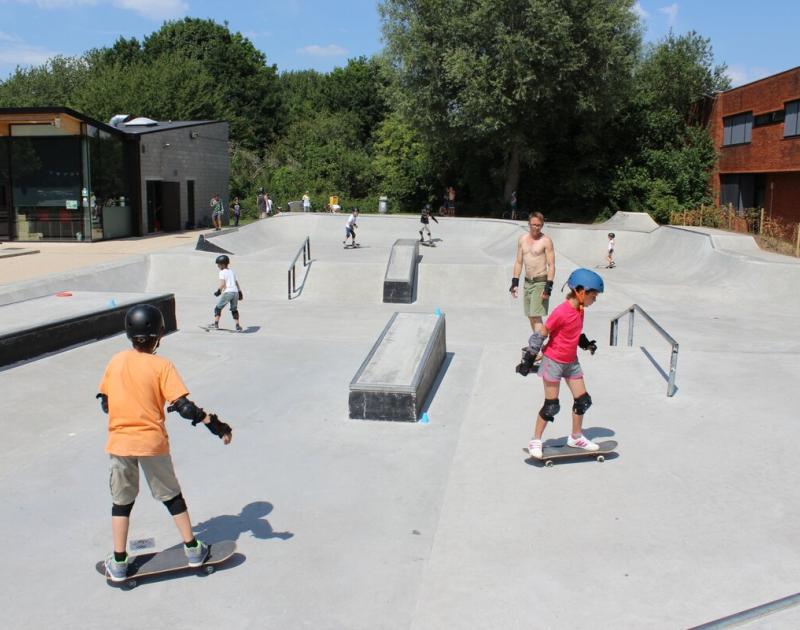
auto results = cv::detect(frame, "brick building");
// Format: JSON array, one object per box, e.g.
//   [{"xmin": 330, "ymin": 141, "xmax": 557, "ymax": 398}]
[
  {"xmin": 0, "ymin": 107, "xmax": 229, "ymax": 242},
  {"xmin": 708, "ymin": 67, "xmax": 800, "ymax": 223}
]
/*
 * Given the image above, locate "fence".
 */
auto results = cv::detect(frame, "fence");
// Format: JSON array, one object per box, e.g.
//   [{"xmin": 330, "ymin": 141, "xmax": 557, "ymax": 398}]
[
  {"xmin": 609, "ymin": 304, "xmax": 679, "ymax": 397},
  {"xmin": 670, "ymin": 204, "xmax": 800, "ymax": 257},
  {"xmin": 288, "ymin": 237, "xmax": 311, "ymax": 299}
]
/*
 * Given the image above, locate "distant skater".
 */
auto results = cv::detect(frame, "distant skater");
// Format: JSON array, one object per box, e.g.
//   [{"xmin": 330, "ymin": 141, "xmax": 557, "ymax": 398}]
[
  {"xmin": 419, "ymin": 204, "xmax": 438, "ymax": 243},
  {"xmin": 520, "ymin": 269, "xmax": 603, "ymax": 460},
  {"xmin": 98, "ymin": 304, "xmax": 232, "ymax": 582},
  {"xmin": 344, "ymin": 208, "xmax": 359, "ymax": 247},
  {"xmin": 606, "ymin": 233, "xmax": 616, "ymax": 268},
  {"xmin": 510, "ymin": 212, "xmax": 555, "ymax": 365},
  {"xmin": 212, "ymin": 255, "xmax": 243, "ymax": 331}
]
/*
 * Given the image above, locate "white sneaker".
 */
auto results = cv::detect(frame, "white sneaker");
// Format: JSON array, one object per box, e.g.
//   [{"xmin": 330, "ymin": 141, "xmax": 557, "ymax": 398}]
[
  {"xmin": 567, "ymin": 434, "xmax": 599, "ymax": 451},
  {"xmin": 528, "ymin": 439, "xmax": 543, "ymax": 459}
]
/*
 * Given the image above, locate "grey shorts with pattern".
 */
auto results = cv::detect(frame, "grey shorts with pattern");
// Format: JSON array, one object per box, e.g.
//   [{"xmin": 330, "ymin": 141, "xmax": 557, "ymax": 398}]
[
  {"xmin": 109, "ymin": 454, "xmax": 182, "ymax": 505},
  {"xmin": 539, "ymin": 355, "xmax": 584, "ymax": 383}
]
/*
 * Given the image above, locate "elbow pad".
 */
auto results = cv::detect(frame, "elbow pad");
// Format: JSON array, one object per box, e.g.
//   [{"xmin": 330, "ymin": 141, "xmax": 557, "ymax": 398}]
[
  {"xmin": 167, "ymin": 396, "xmax": 206, "ymax": 425},
  {"xmin": 96, "ymin": 393, "xmax": 108, "ymax": 414}
]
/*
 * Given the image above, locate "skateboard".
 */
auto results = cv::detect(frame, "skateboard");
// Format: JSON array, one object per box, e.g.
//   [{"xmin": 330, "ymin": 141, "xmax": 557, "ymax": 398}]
[
  {"xmin": 96, "ymin": 540, "xmax": 236, "ymax": 589},
  {"xmin": 198, "ymin": 325, "xmax": 247, "ymax": 333},
  {"xmin": 420, "ymin": 241, "xmax": 436, "ymax": 247},
  {"xmin": 522, "ymin": 440, "xmax": 617, "ymax": 467},
  {"xmin": 344, "ymin": 243, "xmax": 361, "ymax": 249}
]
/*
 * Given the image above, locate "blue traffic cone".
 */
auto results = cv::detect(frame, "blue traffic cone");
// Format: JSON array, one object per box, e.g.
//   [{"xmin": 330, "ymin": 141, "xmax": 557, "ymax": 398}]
[{"xmin": 420, "ymin": 412, "xmax": 430, "ymax": 424}]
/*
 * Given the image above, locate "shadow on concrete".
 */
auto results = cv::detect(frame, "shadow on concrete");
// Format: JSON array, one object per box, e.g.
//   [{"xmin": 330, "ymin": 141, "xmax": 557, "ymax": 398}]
[
  {"xmin": 419, "ymin": 352, "xmax": 454, "ymax": 415},
  {"xmin": 640, "ymin": 346, "xmax": 678, "ymax": 395},
  {"xmin": 192, "ymin": 501, "xmax": 294, "ymax": 543}
]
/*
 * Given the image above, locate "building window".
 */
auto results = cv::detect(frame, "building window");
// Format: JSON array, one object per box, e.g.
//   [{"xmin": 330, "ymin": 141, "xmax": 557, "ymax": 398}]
[
  {"xmin": 753, "ymin": 110, "xmax": 785, "ymax": 127},
  {"xmin": 723, "ymin": 112, "xmax": 753, "ymax": 146},
  {"xmin": 784, "ymin": 101, "xmax": 800, "ymax": 137}
]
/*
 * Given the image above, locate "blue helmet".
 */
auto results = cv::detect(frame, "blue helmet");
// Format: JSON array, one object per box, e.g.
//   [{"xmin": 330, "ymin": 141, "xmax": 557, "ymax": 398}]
[{"xmin": 566, "ymin": 268, "xmax": 604, "ymax": 293}]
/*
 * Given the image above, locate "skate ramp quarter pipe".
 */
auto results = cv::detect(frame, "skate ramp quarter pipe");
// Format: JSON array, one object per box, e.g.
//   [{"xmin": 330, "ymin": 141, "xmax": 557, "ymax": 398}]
[
  {"xmin": 349, "ymin": 312, "xmax": 446, "ymax": 421},
  {"xmin": 0, "ymin": 292, "xmax": 176, "ymax": 368},
  {"xmin": 383, "ymin": 239, "xmax": 419, "ymax": 303}
]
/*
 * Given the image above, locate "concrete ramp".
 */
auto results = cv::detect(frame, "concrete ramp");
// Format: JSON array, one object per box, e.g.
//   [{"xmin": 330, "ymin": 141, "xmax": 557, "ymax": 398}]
[
  {"xmin": 349, "ymin": 312, "xmax": 446, "ymax": 421},
  {"xmin": 0, "ymin": 291, "xmax": 176, "ymax": 368}
]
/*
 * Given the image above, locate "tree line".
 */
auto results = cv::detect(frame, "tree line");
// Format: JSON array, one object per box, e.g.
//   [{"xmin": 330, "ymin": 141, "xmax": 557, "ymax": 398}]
[{"xmin": 0, "ymin": 2, "xmax": 730, "ymax": 222}]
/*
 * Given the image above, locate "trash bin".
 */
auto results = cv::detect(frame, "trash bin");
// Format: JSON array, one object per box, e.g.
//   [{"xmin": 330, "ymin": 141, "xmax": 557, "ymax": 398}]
[{"xmin": 379, "ymin": 196, "xmax": 388, "ymax": 214}]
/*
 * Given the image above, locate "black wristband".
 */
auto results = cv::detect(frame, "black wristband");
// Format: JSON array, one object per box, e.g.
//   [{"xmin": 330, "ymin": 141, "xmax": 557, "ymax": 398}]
[
  {"xmin": 509, "ymin": 277, "xmax": 519, "ymax": 292},
  {"xmin": 544, "ymin": 280, "xmax": 554, "ymax": 295}
]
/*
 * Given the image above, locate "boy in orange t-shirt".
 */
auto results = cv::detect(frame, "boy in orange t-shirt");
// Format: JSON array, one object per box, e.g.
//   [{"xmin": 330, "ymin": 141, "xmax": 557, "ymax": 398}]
[{"xmin": 97, "ymin": 304, "xmax": 232, "ymax": 582}]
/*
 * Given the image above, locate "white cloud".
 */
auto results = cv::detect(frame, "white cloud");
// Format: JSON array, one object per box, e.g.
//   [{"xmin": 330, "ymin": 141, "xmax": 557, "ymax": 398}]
[
  {"xmin": 725, "ymin": 65, "xmax": 774, "ymax": 88},
  {"xmin": 631, "ymin": 2, "xmax": 649, "ymax": 20},
  {"xmin": 16, "ymin": 0, "xmax": 97, "ymax": 7},
  {"xmin": 297, "ymin": 44, "xmax": 347, "ymax": 57},
  {"xmin": 0, "ymin": 40, "xmax": 57, "ymax": 67},
  {"xmin": 112, "ymin": 0, "xmax": 188, "ymax": 20},
  {"xmin": 659, "ymin": 3, "xmax": 678, "ymax": 27}
]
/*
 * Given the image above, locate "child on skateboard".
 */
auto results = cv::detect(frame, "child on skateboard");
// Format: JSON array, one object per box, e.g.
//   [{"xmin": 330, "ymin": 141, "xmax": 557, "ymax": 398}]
[
  {"xmin": 419, "ymin": 204, "xmax": 438, "ymax": 243},
  {"xmin": 97, "ymin": 304, "xmax": 233, "ymax": 581},
  {"xmin": 606, "ymin": 233, "xmax": 615, "ymax": 268},
  {"xmin": 344, "ymin": 208, "xmax": 359, "ymax": 247},
  {"xmin": 212, "ymin": 254, "xmax": 243, "ymax": 331},
  {"xmin": 520, "ymin": 268, "xmax": 603, "ymax": 460}
]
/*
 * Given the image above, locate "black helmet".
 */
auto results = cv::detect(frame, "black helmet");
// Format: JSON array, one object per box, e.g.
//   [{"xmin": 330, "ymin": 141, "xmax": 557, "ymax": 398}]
[
  {"xmin": 215, "ymin": 254, "xmax": 230, "ymax": 265},
  {"xmin": 125, "ymin": 304, "xmax": 165, "ymax": 341},
  {"xmin": 608, "ymin": 232, "xmax": 615, "ymax": 238}
]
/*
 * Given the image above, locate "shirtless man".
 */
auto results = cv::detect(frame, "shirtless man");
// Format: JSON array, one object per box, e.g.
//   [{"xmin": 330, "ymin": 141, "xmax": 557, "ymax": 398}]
[{"xmin": 509, "ymin": 212, "xmax": 555, "ymax": 364}]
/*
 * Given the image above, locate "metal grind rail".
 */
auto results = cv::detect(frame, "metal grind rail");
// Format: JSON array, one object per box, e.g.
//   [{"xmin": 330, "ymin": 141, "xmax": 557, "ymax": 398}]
[
  {"xmin": 688, "ymin": 591, "xmax": 800, "ymax": 629},
  {"xmin": 287, "ymin": 236, "xmax": 311, "ymax": 299},
  {"xmin": 609, "ymin": 303, "xmax": 679, "ymax": 397}
]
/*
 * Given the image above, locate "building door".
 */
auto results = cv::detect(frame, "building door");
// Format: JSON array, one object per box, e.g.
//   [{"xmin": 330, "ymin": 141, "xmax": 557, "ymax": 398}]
[
  {"xmin": 187, "ymin": 180, "xmax": 195, "ymax": 229},
  {"xmin": 161, "ymin": 181, "xmax": 181, "ymax": 231},
  {"xmin": 146, "ymin": 180, "xmax": 163, "ymax": 232},
  {"xmin": 0, "ymin": 138, "xmax": 11, "ymax": 241}
]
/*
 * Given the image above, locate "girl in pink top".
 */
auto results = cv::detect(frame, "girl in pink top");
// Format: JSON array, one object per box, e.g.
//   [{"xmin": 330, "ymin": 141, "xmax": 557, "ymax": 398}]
[{"xmin": 527, "ymin": 269, "xmax": 603, "ymax": 460}]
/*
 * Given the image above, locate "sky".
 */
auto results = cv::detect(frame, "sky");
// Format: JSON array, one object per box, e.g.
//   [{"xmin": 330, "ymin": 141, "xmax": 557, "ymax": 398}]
[{"xmin": 0, "ymin": 0, "xmax": 797, "ymax": 88}]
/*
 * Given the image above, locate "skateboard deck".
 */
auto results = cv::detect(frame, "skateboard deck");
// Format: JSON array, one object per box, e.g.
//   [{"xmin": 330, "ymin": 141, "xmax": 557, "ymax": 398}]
[
  {"xmin": 96, "ymin": 540, "xmax": 236, "ymax": 588},
  {"xmin": 199, "ymin": 325, "xmax": 254, "ymax": 333},
  {"xmin": 344, "ymin": 243, "xmax": 361, "ymax": 249},
  {"xmin": 420, "ymin": 241, "xmax": 436, "ymax": 247},
  {"xmin": 522, "ymin": 440, "xmax": 617, "ymax": 467}
]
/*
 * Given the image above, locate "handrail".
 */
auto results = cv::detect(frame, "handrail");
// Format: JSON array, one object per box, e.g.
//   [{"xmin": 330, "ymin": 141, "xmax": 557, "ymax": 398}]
[
  {"xmin": 609, "ymin": 303, "xmax": 679, "ymax": 397},
  {"xmin": 287, "ymin": 236, "xmax": 311, "ymax": 299}
]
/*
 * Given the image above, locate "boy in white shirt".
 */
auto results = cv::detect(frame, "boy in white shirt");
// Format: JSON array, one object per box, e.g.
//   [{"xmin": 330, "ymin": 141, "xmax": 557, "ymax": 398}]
[
  {"xmin": 211, "ymin": 255, "xmax": 243, "ymax": 331},
  {"xmin": 606, "ymin": 233, "xmax": 615, "ymax": 268},
  {"xmin": 343, "ymin": 208, "xmax": 359, "ymax": 246}
]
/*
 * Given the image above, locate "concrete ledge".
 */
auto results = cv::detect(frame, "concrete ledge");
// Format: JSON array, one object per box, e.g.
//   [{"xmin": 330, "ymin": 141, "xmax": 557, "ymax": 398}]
[
  {"xmin": 383, "ymin": 239, "xmax": 419, "ymax": 303},
  {"xmin": 0, "ymin": 292, "xmax": 176, "ymax": 368},
  {"xmin": 349, "ymin": 312, "xmax": 446, "ymax": 421}
]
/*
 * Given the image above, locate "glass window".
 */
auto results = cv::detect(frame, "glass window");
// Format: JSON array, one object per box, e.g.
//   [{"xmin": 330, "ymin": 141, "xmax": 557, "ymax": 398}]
[
  {"xmin": 784, "ymin": 101, "xmax": 800, "ymax": 137},
  {"xmin": 10, "ymin": 136, "xmax": 83, "ymax": 240},
  {"xmin": 722, "ymin": 112, "xmax": 753, "ymax": 146},
  {"xmin": 88, "ymin": 128, "xmax": 133, "ymax": 239}
]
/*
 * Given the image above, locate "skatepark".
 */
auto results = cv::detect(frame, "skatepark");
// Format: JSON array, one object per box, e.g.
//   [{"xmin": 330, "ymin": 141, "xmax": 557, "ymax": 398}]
[{"xmin": 1, "ymin": 211, "xmax": 799, "ymax": 629}]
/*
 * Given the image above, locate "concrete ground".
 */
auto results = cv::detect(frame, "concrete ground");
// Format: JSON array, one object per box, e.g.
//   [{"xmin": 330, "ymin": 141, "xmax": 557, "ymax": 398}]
[{"xmin": 1, "ymin": 212, "xmax": 799, "ymax": 629}]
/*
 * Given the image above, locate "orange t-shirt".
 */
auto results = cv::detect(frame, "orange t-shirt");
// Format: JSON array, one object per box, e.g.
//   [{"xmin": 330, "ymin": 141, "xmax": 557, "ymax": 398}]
[{"xmin": 98, "ymin": 349, "xmax": 189, "ymax": 456}]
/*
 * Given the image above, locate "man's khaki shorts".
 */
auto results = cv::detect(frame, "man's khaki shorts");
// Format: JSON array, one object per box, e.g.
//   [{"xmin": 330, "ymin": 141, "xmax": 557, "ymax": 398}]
[
  {"xmin": 109, "ymin": 454, "xmax": 182, "ymax": 505},
  {"xmin": 523, "ymin": 276, "xmax": 550, "ymax": 318}
]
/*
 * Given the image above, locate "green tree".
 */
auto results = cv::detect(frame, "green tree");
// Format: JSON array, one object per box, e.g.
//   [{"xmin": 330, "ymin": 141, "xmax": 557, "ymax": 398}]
[
  {"xmin": 609, "ymin": 31, "xmax": 730, "ymax": 220},
  {"xmin": 0, "ymin": 56, "xmax": 90, "ymax": 107},
  {"xmin": 380, "ymin": 0, "xmax": 641, "ymax": 207}
]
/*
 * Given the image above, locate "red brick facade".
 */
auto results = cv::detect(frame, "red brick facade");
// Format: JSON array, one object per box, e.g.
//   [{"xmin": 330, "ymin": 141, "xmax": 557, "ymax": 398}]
[{"xmin": 709, "ymin": 66, "xmax": 800, "ymax": 223}]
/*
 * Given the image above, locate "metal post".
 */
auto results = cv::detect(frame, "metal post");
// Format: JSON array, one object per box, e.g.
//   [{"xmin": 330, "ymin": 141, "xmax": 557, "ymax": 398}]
[
  {"xmin": 610, "ymin": 319, "xmax": 618, "ymax": 346},
  {"xmin": 627, "ymin": 309, "xmax": 635, "ymax": 347},
  {"xmin": 667, "ymin": 343, "xmax": 679, "ymax": 397}
]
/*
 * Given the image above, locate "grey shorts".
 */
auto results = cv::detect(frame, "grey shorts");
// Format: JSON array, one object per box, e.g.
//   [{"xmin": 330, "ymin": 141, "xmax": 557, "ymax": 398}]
[
  {"xmin": 539, "ymin": 355, "xmax": 584, "ymax": 383},
  {"xmin": 216, "ymin": 291, "xmax": 238, "ymax": 311},
  {"xmin": 109, "ymin": 454, "xmax": 182, "ymax": 505},
  {"xmin": 523, "ymin": 276, "xmax": 550, "ymax": 318}
]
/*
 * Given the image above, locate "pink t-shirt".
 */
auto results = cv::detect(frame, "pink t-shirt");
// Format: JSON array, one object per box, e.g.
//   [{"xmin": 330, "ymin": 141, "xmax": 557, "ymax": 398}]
[{"xmin": 543, "ymin": 300, "xmax": 584, "ymax": 363}]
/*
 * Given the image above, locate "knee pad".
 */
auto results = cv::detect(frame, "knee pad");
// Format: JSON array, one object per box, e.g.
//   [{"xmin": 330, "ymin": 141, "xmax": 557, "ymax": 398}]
[
  {"xmin": 573, "ymin": 392, "xmax": 592, "ymax": 416},
  {"xmin": 112, "ymin": 502, "xmax": 134, "ymax": 517},
  {"xmin": 163, "ymin": 493, "xmax": 187, "ymax": 516},
  {"xmin": 214, "ymin": 307, "xmax": 222, "ymax": 317},
  {"xmin": 539, "ymin": 398, "xmax": 560, "ymax": 422},
  {"xmin": 528, "ymin": 331, "xmax": 547, "ymax": 355},
  {"xmin": 231, "ymin": 309, "xmax": 239, "ymax": 319}
]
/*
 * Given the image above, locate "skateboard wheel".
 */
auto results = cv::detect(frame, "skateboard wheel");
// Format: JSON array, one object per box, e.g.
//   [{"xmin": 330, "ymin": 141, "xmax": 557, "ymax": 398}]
[
  {"xmin": 204, "ymin": 565, "xmax": 215, "ymax": 575},
  {"xmin": 597, "ymin": 455, "xmax": 605, "ymax": 463},
  {"xmin": 545, "ymin": 460, "xmax": 554, "ymax": 467},
  {"xmin": 124, "ymin": 580, "xmax": 137, "ymax": 590}
]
